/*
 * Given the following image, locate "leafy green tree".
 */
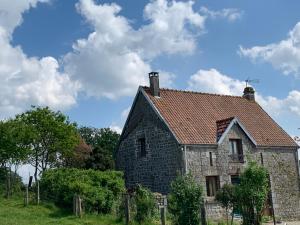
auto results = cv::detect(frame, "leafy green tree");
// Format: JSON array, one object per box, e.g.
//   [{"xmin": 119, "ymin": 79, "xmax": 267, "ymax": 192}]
[
  {"xmin": 15, "ymin": 106, "xmax": 80, "ymax": 183},
  {"xmin": 63, "ymin": 138, "xmax": 92, "ymax": 168},
  {"xmin": 78, "ymin": 127, "xmax": 120, "ymax": 170},
  {"xmin": 168, "ymin": 173, "xmax": 203, "ymax": 225},
  {"xmin": 236, "ymin": 162, "xmax": 269, "ymax": 225},
  {"xmin": 0, "ymin": 119, "xmax": 31, "ymax": 197},
  {"xmin": 216, "ymin": 184, "xmax": 237, "ymax": 225}
]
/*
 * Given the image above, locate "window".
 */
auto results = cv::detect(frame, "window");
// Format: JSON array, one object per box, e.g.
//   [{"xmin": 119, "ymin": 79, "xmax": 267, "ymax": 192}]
[
  {"xmin": 229, "ymin": 139, "xmax": 244, "ymax": 162},
  {"xmin": 139, "ymin": 138, "xmax": 146, "ymax": 157},
  {"xmin": 209, "ymin": 152, "xmax": 213, "ymax": 166},
  {"xmin": 206, "ymin": 176, "xmax": 220, "ymax": 197},
  {"xmin": 231, "ymin": 175, "xmax": 241, "ymax": 185}
]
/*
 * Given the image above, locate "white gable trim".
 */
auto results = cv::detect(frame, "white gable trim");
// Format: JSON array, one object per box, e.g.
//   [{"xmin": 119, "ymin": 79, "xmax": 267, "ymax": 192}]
[{"xmin": 217, "ymin": 117, "xmax": 257, "ymax": 146}]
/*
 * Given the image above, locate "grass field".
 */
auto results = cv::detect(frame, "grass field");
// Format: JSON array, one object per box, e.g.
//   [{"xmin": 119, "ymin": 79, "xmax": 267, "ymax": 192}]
[{"xmin": 0, "ymin": 197, "xmax": 124, "ymax": 225}]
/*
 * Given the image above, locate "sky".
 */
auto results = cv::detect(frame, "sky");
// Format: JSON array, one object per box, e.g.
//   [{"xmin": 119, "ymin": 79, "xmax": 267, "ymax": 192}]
[{"xmin": 1, "ymin": 0, "xmax": 300, "ymax": 143}]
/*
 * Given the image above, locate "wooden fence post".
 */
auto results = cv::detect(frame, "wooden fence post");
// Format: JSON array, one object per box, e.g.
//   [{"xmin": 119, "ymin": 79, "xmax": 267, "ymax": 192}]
[
  {"xmin": 37, "ymin": 181, "xmax": 40, "ymax": 205},
  {"xmin": 73, "ymin": 194, "xmax": 83, "ymax": 218},
  {"xmin": 24, "ymin": 185, "xmax": 29, "ymax": 206},
  {"xmin": 160, "ymin": 196, "xmax": 167, "ymax": 225},
  {"xmin": 125, "ymin": 193, "xmax": 130, "ymax": 225}
]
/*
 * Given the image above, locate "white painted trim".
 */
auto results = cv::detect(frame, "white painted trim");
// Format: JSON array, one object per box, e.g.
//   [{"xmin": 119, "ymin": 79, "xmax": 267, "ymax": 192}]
[
  {"xmin": 217, "ymin": 117, "xmax": 257, "ymax": 146},
  {"xmin": 140, "ymin": 87, "xmax": 181, "ymax": 144}
]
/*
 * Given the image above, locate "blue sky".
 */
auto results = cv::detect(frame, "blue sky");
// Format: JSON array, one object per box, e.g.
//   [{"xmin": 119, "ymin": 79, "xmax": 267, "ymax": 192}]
[{"xmin": 2, "ymin": 0, "xmax": 300, "ymax": 141}]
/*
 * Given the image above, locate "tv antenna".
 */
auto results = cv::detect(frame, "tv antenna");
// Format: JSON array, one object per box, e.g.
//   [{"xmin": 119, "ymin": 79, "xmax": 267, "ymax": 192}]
[{"xmin": 245, "ymin": 78, "xmax": 259, "ymax": 87}]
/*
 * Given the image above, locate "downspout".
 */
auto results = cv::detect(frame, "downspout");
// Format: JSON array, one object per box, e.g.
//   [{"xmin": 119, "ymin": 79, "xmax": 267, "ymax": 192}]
[{"xmin": 183, "ymin": 145, "xmax": 188, "ymax": 174}]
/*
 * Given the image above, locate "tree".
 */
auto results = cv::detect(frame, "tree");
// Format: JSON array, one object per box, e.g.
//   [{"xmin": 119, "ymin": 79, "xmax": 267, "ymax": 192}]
[
  {"xmin": 216, "ymin": 184, "xmax": 237, "ymax": 225},
  {"xmin": 63, "ymin": 137, "xmax": 92, "ymax": 168},
  {"xmin": 15, "ymin": 106, "xmax": 80, "ymax": 183},
  {"xmin": 236, "ymin": 162, "xmax": 269, "ymax": 225},
  {"xmin": 168, "ymin": 173, "xmax": 203, "ymax": 225},
  {"xmin": 78, "ymin": 127, "xmax": 120, "ymax": 171},
  {"xmin": 0, "ymin": 119, "xmax": 30, "ymax": 197}
]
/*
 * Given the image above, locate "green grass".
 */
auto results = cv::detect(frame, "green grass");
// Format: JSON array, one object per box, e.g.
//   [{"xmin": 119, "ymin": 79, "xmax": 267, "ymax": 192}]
[{"xmin": 0, "ymin": 197, "xmax": 124, "ymax": 225}]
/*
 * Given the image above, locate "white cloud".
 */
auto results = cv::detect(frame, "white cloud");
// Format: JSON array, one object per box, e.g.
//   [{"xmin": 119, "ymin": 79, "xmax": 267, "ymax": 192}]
[
  {"xmin": 0, "ymin": 0, "xmax": 79, "ymax": 119},
  {"xmin": 0, "ymin": 0, "xmax": 49, "ymax": 35},
  {"xmin": 187, "ymin": 68, "xmax": 300, "ymax": 118},
  {"xmin": 200, "ymin": 7, "xmax": 243, "ymax": 22},
  {"xmin": 239, "ymin": 22, "xmax": 300, "ymax": 76},
  {"xmin": 109, "ymin": 124, "xmax": 122, "ymax": 134},
  {"xmin": 64, "ymin": 0, "xmax": 205, "ymax": 99},
  {"xmin": 187, "ymin": 68, "xmax": 244, "ymax": 95}
]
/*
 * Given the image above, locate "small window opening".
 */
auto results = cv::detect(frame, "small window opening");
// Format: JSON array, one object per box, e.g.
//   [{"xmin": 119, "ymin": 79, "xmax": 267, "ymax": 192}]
[
  {"xmin": 209, "ymin": 152, "xmax": 213, "ymax": 166},
  {"xmin": 231, "ymin": 175, "xmax": 241, "ymax": 185},
  {"xmin": 139, "ymin": 138, "xmax": 146, "ymax": 157}
]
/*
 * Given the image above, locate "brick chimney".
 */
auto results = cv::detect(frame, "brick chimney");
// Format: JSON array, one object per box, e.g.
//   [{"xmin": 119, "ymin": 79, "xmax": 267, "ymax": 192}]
[
  {"xmin": 149, "ymin": 72, "xmax": 160, "ymax": 97},
  {"xmin": 243, "ymin": 86, "xmax": 255, "ymax": 101}
]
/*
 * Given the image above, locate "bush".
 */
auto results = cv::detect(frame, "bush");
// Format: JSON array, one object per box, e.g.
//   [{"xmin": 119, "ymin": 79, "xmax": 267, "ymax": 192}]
[
  {"xmin": 40, "ymin": 168, "xmax": 125, "ymax": 214},
  {"xmin": 168, "ymin": 173, "xmax": 203, "ymax": 225},
  {"xmin": 236, "ymin": 162, "xmax": 269, "ymax": 225},
  {"xmin": 133, "ymin": 185, "xmax": 156, "ymax": 224},
  {"xmin": 216, "ymin": 184, "xmax": 236, "ymax": 225}
]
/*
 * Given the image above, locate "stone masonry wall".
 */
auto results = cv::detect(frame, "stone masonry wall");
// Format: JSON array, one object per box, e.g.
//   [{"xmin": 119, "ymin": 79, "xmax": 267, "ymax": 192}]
[
  {"xmin": 186, "ymin": 124, "xmax": 300, "ymax": 220},
  {"xmin": 116, "ymin": 93, "xmax": 183, "ymax": 194}
]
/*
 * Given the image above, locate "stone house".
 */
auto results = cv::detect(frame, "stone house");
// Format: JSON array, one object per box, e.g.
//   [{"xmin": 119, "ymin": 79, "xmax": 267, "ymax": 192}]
[{"xmin": 116, "ymin": 72, "xmax": 300, "ymax": 219}]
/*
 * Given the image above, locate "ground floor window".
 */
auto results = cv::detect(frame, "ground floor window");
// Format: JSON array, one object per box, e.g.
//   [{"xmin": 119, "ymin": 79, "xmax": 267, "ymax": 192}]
[
  {"xmin": 231, "ymin": 175, "xmax": 241, "ymax": 185},
  {"xmin": 206, "ymin": 176, "xmax": 220, "ymax": 197}
]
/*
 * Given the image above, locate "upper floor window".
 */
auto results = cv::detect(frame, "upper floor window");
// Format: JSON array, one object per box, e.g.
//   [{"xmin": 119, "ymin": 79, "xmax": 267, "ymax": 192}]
[
  {"xmin": 206, "ymin": 176, "xmax": 220, "ymax": 197},
  {"xmin": 138, "ymin": 137, "xmax": 146, "ymax": 158},
  {"xmin": 229, "ymin": 139, "xmax": 244, "ymax": 162}
]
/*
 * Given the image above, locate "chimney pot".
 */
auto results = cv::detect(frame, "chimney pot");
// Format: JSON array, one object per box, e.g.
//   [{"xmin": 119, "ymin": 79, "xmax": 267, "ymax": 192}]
[
  {"xmin": 149, "ymin": 72, "xmax": 160, "ymax": 97},
  {"xmin": 243, "ymin": 86, "xmax": 255, "ymax": 101}
]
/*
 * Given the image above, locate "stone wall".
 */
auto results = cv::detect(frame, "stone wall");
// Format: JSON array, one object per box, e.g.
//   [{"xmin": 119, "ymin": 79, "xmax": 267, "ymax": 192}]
[
  {"xmin": 260, "ymin": 148, "xmax": 300, "ymax": 219},
  {"xmin": 116, "ymin": 92, "xmax": 183, "ymax": 194},
  {"xmin": 186, "ymin": 123, "xmax": 300, "ymax": 220}
]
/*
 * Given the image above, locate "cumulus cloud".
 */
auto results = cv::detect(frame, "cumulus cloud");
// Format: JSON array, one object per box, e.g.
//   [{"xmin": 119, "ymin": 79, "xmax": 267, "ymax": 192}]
[
  {"xmin": 188, "ymin": 68, "xmax": 244, "ymax": 95},
  {"xmin": 187, "ymin": 68, "xmax": 300, "ymax": 117},
  {"xmin": 0, "ymin": 0, "xmax": 79, "ymax": 119},
  {"xmin": 239, "ymin": 22, "xmax": 300, "ymax": 76},
  {"xmin": 64, "ymin": 0, "xmax": 205, "ymax": 99},
  {"xmin": 200, "ymin": 7, "xmax": 243, "ymax": 22}
]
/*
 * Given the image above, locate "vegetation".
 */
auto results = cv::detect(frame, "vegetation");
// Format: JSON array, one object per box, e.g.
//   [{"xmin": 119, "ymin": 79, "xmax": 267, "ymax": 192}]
[
  {"xmin": 216, "ymin": 184, "xmax": 236, "ymax": 225},
  {"xmin": 168, "ymin": 173, "xmax": 203, "ymax": 225},
  {"xmin": 15, "ymin": 106, "xmax": 80, "ymax": 182},
  {"xmin": 133, "ymin": 185, "xmax": 156, "ymax": 224},
  {"xmin": 236, "ymin": 162, "xmax": 269, "ymax": 225},
  {"xmin": 78, "ymin": 127, "xmax": 120, "ymax": 171},
  {"xmin": 40, "ymin": 168, "xmax": 125, "ymax": 213},
  {"xmin": 0, "ymin": 197, "xmax": 124, "ymax": 225}
]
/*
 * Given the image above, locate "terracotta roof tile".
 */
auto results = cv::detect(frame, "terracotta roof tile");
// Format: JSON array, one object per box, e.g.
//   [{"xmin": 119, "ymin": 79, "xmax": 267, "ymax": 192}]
[{"xmin": 143, "ymin": 87, "xmax": 297, "ymax": 147}]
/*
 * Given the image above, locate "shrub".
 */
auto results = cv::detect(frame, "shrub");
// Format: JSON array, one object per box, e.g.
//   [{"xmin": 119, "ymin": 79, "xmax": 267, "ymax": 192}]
[
  {"xmin": 168, "ymin": 173, "xmax": 203, "ymax": 225},
  {"xmin": 133, "ymin": 185, "xmax": 156, "ymax": 224},
  {"xmin": 216, "ymin": 184, "xmax": 236, "ymax": 225},
  {"xmin": 40, "ymin": 168, "xmax": 125, "ymax": 214},
  {"xmin": 236, "ymin": 162, "xmax": 269, "ymax": 225}
]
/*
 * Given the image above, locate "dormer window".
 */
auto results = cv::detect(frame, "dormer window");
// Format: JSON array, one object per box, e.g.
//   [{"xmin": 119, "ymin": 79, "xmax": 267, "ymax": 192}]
[
  {"xmin": 229, "ymin": 139, "xmax": 244, "ymax": 162},
  {"xmin": 138, "ymin": 137, "xmax": 146, "ymax": 158}
]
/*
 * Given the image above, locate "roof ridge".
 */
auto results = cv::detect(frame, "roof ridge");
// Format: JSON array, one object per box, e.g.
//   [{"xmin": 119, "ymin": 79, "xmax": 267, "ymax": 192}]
[{"xmin": 142, "ymin": 86, "xmax": 245, "ymax": 99}]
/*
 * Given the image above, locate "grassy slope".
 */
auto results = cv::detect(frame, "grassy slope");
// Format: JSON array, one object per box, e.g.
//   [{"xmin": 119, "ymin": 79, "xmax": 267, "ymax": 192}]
[{"xmin": 0, "ymin": 197, "xmax": 123, "ymax": 225}]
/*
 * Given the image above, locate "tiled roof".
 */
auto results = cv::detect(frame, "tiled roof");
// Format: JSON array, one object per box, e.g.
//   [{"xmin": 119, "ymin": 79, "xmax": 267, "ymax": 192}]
[{"xmin": 143, "ymin": 87, "xmax": 297, "ymax": 147}]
